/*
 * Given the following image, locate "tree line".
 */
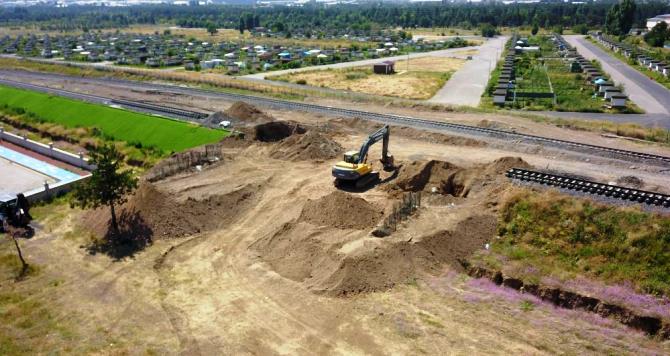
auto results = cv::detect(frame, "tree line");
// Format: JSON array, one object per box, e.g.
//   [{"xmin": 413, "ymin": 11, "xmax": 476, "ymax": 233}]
[{"xmin": 1, "ymin": 2, "xmax": 669, "ymax": 33}]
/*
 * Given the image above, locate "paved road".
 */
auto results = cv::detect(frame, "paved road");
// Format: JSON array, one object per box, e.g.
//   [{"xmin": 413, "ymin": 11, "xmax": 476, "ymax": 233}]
[
  {"xmin": 564, "ymin": 35, "xmax": 670, "ymax": 116},
  {"xmin": 427, "ymin": 36, "xmax": 507, "ymax": 107},
  {"xmin": 241, "ymin": 45, "xmax": 480, "ymax": 79}
]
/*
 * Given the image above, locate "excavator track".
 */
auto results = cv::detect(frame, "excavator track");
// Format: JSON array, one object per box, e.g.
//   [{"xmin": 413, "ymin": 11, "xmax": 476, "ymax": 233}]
[{"xmin": 355, "ymin": 172, "xmax": 380, "ymax": 189}]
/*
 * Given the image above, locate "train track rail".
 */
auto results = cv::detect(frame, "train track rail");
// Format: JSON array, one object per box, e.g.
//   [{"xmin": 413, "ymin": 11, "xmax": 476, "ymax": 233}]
[
  {"xmin": 1, "ymin": 75, "xmax": 669, "ymax": 166},
  {"xmin": 506, "ymin": 168, "xmax": 670, "ymax": 207}
]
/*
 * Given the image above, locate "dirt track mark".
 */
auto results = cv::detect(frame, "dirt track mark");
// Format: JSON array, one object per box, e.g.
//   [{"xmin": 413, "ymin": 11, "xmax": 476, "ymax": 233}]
[{"xmin": 154, "ymin": 237, "xmax": 207, "ymax": 355}]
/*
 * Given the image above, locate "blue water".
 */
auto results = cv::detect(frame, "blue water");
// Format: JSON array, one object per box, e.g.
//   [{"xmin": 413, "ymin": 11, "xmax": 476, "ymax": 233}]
[{"xmin": 0, "ymin": 145, "xmax": 81, "ymax": 183}]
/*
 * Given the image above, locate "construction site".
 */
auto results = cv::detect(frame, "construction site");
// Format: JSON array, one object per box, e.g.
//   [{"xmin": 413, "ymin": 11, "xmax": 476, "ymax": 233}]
[{"xmin": 1, "ymin": 65, "xmax": 669, "ymax": 353}]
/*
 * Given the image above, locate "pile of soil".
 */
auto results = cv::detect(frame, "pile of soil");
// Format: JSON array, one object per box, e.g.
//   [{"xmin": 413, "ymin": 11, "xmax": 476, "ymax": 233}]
[
  {"xmin": 224, "ymin": 101, "xmax": 274, "ymax": 125},
  {"xmin": 387, "ymin": 157, "xmax": 531, "ymax": 197},
  {"xmin": 270, "ymin": 131, "xmax": 343, "ymax": 161},
  {"xmin": 85, "ymin": 181, "xmax": 259, "ymax": 240},
  {"xmin": 616, "ymin": 175, "xmax": 644, "ymax": 189},
  {"xmin": 394, "ymin": 126, "xmax": 486, "ymax": 147},
  {"xmin": 299, "ymin": 191, "xmax": 383, "ymax": 230},
  {"xmin": 254, "ymin": 121, "xmax": 306, "ymax": 142},
  {"xmin": 255, "ymin": 214, "xmax": 497, "ymax": 296}
]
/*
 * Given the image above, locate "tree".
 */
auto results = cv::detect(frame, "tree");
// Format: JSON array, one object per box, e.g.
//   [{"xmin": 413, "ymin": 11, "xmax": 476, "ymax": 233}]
[
  {"xmin": 238, "ymin": 16, "xmax": 245, "ymax": 34},
  {"xmin": 605, "ymin": 0, "xmax": 637, "ymax": 36},
  {"xmin": 205, "ymin": 22, "xmax": 217, "ymax": 36},
  {"xmin": 71, "ymin": 145, "xmax": 137, "ymax": 238},
  {"xmin": 573, "ymin": 24, "xmax": 589, "ymax": 35},
  {"xmin": 644, "ymin": 21, "xmax": 669, "ymax": 47},
  {"xmin": 480, "ymin": 23, "xmax": 497, "ymax": 38},
  {"xmin": 531, "ymin": 23, "xmax": 539, "ymax": 36}
]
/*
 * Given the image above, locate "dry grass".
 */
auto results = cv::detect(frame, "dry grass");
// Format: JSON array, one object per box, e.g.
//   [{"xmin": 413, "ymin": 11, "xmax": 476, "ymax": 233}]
[{"xmin": 269, "ymin": 56, "xmax": 465, "ymax": 100}]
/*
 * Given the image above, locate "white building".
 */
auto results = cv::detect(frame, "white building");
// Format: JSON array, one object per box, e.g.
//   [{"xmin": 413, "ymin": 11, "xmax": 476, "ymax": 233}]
[{"xmin": 646, "ymin": 14, "xmax": 670, "ymax": 30}]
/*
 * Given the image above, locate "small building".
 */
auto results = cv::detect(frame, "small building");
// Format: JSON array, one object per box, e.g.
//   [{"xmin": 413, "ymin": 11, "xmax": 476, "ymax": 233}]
[
  {"xmin": 611, "ymin": 94, "xmax": 628, "ymax": 108},
  {"xmin": 493, "ymin": 89, "xmax": 507, "ymax": 105},
  {"xmin": 646, "ymin": 14, "xmax": 670, "ymax": 30},
  {"xmin": 373, "ymin": 61, "xmax": 395, "ymax": 74}
]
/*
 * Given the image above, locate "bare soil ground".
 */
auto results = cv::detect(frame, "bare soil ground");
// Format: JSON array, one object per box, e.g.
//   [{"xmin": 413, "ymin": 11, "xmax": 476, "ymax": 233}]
[
  {"xmin": 268, "ymin": 56, "xmax": 464, "ymax": 99},
  {"xmin": 2, "ymin": 103, "xmax": 669, "ymax": 354}
]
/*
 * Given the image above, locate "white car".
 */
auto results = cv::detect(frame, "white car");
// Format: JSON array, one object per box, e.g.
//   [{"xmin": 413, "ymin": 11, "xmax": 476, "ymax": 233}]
[{"xmin": 218, "ymin": 120, "xmax": 231, "ymax": 128}]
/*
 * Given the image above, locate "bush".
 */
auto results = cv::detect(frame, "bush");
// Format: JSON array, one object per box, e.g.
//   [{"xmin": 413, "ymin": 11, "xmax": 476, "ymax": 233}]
[{"xmin": 295, "ymin": 79, "xmax": 307, "ymax": 85}]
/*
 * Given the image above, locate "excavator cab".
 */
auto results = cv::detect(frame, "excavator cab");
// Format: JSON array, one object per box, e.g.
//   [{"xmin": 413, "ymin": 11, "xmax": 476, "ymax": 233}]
[
  {"xmin": 332, "ymin": 125, "xmax": 393, "ymax": 189},
  {"xmin": 343, "ymin": 151, "xmax": 360, "ymax": 164}
]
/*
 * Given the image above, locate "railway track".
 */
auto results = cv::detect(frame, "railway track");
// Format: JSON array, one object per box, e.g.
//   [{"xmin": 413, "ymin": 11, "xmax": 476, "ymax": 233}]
[
  {"xmin": 1, "ymin": 75, "xmax": 669, "ymax": 166},
  {"xmin": 507, "ymin": 168, "xmax": 670, "ymax": 207}
]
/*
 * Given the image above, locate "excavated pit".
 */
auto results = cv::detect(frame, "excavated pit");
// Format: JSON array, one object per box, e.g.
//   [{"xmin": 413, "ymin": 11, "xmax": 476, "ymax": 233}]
[{"xmin": 254, "ymin": 121, "xmax": 306, "ymax": 142}]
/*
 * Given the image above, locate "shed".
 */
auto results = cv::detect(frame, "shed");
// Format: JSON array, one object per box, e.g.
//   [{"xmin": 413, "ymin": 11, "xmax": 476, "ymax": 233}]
[
  {"xmin": 373, "ymin": 61, "xmax": 395, "ymax": 75},
  {"xmin": 611, "ymin": 94, "xmax": 628, "ymax": 108},
  {"xmin": 493, "ymin": 89, "xmax": 508, "ymax": 105}
]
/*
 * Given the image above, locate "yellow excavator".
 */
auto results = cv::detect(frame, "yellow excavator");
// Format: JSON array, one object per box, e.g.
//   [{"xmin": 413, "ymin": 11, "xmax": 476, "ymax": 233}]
[{"xmin": 332, "ymin": 125, "xmax": 394, "ymax": 188}]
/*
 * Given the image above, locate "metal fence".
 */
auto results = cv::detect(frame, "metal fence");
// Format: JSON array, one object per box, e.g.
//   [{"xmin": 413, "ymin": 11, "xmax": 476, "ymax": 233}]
[
  {"xmin": 376, "ymin": 191, "xmax": 421, "ymax": 236},
  {"xmin": 145, "ymin": 143, "xmax": 224, "ymax": 182}
]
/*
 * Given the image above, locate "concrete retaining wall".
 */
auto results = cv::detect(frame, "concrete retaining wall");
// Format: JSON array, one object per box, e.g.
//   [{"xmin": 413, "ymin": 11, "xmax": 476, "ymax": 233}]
[
  {"xmin": 0, "ymin": 127, "xmax": 94, "ymax": 170},
  {"xmin": 22, "ymin": 174, "xmax": 91, "ymax": 204}
]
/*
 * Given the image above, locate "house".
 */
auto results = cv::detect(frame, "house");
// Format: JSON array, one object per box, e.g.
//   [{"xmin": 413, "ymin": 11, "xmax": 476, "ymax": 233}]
[
  {"xmin": 646, "ymin": 14, "xmax": 670, "ymax": 30},
  {"xmin": 373, "ymin": 60, "xmax": 395, "ymax": 74}
]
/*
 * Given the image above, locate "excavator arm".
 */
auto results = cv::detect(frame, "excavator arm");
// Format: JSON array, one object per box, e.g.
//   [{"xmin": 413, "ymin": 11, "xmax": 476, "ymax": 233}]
[{"xmin": 356, "ymin": 125, "xmax": 393, "ymax": 168}]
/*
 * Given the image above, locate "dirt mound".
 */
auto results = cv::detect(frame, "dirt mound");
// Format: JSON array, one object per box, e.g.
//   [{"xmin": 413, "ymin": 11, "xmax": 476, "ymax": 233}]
[
  {"xmin": 387, "ymin": 157, "xmax": 531, "ymax": 197},
  {"xmin": 85, "ymin": 181, "xmax": 259, "ymax": 240},
  {"xmin": 224, "ymin": 101, "xmax": 273, "ymax": 124},
  {"xmin": 254, "ymin": 121, "xmax": 306, "ymax": 142},
  {"xmin": 270, "ymin": 131, "xmax": 343, "ymax": 161},
  {"xmin": 254, "ymin": 214, "xmax": 496, "ymax": 296},
  {"xmin": 299, "ymin": 191, "xmax": 383, "ymax": 230},
  {"xmin": 485, "ymin": 156, "xmax": 531, "ymax": 174},
  {"xmin": 616, "ymin": 175, "xmax": 644, "ymax": 189},
  {"xmin": 394, "ymin": 126, "xmax": 486, "ymax": 147}
]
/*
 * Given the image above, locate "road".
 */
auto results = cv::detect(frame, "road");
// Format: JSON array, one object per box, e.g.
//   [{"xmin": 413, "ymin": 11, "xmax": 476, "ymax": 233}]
[
  {"xmin": 241, "ymin": 45, "xmax": 480, "ymax": 80},
  {"xmin": 427, "ymin": 36, "xmax": 507, "ymax": 107},
  {"xmin": 564, "ymin": 35, "xmax": 670, "ymax": 116}
]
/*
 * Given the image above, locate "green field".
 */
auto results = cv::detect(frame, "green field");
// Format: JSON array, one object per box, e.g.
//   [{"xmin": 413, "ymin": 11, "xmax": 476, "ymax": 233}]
[{"xmin": 0, "ymin": 85, "xmax": 227, "ymax": 152}]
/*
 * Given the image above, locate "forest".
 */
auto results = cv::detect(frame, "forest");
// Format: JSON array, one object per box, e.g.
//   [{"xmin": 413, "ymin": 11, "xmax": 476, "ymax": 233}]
[{"xmin": 1, "ymin": 1, "xmax": 669, "ymax": 33}]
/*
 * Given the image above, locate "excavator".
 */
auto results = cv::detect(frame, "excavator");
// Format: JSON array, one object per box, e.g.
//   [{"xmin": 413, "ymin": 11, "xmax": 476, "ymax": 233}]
[{"xmin": 332, "ymin": 125, "xmax": 394, "ymax": 188}]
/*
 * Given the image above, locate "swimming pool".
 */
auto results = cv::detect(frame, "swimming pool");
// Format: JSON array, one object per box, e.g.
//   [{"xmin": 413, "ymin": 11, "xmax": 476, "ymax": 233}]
[{"xmin": 0, "ymin": 145, "xmax": 81, "ymax": 182}]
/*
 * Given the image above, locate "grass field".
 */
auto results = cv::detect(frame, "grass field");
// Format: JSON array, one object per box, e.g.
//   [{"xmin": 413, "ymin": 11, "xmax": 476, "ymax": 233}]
[
  {"xmin": 268, "ymin": 56, "xmax": 464, "ymax": 99},
  {"xmin": 0, "ymin": 85, "xmax": 227, "ymax": 153},
  {"xmin": 486, "ymin": 190, "xmax": 670, "ymax": 297}
]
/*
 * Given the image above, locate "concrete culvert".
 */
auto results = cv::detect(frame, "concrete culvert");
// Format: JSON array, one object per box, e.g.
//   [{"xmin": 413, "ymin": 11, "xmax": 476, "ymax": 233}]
[{"xmin": 254, "ymin": 121, "xmax": 306, "ymax": 142}]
